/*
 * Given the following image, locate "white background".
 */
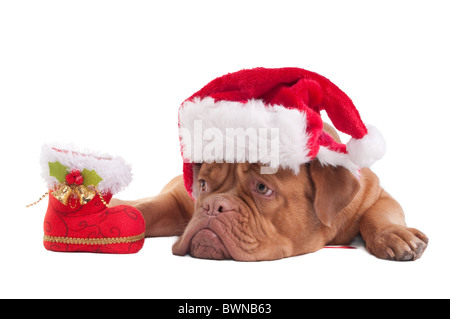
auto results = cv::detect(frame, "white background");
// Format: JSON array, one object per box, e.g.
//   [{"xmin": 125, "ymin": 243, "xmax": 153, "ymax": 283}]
[{"xmin": 1, "ymin": 0, "xmax": 449, "ymax": 299}]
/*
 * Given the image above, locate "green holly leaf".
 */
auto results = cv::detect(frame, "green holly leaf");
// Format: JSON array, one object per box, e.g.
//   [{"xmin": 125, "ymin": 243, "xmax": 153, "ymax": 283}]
[
  {"xmin": 82, "ymin": 168, "xmax": 103, "ymax": 187},
  {"xmin": 48, "ymin": 161, "xmax": 69, "ymax": 183}
]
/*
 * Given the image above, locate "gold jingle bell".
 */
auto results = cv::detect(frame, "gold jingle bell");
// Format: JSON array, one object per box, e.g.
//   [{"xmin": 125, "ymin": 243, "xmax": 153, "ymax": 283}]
[
  {"xmin": 51, "ymin": 183, "xmax": 96, "ymax": 206},
  {"xmin": 51, "ymin": 184, "xmax": 73, "ymax": 206},
  {"xmin": 74, "ymin": 184, "xmax": 96, "ymax": 205}
]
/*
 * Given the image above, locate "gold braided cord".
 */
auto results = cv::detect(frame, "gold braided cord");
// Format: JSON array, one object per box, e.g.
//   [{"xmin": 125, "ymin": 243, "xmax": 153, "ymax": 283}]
[{"xmin": 43, "ymin": 233, "xmax": 145, "ymax": 245}]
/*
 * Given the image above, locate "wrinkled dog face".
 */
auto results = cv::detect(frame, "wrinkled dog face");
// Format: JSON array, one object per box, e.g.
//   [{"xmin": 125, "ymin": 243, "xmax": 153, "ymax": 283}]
[{"xmin": 172, "ymin": 162, "xmax": 344, "ymax": 261}]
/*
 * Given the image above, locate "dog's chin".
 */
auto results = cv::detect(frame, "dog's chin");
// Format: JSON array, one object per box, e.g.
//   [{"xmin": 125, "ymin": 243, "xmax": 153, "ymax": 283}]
[{"xmin": 189, "ymin": 229, "xmax": 232, "ymax": 260}]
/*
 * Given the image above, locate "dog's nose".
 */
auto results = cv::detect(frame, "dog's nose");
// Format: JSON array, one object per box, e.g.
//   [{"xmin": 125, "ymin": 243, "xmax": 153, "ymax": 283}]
[{"xmin": 203, "ymin": 196, "xmax": 234, "ymax": 217}]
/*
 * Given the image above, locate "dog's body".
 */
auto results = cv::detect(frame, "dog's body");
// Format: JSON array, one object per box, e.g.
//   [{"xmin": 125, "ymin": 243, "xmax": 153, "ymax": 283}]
[{"xmin": 113, "ymin": 125, "xmax": 428, "ymax": 261}]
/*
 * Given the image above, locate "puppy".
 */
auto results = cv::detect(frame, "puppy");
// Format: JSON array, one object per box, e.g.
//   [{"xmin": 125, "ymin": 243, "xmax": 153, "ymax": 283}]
[{"xmin": 112, "ymin": 124, "xmax": 428, "ymax": 261}]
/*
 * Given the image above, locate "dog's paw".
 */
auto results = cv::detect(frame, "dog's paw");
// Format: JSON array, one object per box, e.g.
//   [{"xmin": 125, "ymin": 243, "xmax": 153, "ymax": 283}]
[{"xmin": 367, "ymin": 226, "xmax": 428, "ymax": 261}]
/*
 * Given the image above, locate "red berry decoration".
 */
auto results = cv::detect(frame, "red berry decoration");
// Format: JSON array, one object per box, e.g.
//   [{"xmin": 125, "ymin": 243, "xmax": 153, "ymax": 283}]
[
  {"xmin": 65, "ymin": 173, "xmax": 76, "ymax": 184},
  {"xmin": 66, "ymin": 169, "xmax": 83, "ymax": 185},
  {"xmin": 70, "ymin": 169, "xmax": 81, "ymax": 177},
  {"xmin": 75, "ymin": 175, "xmax": 84, "ymax": 185}
]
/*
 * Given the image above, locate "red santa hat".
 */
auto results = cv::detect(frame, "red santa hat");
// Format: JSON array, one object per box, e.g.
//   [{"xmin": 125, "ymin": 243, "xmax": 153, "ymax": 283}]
[{"xmin": 178, "ymin": 67, "xmax": 385, "ymax": 196}]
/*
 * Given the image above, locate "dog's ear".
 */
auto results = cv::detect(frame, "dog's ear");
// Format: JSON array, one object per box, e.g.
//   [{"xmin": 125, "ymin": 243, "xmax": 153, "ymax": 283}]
[{"xmin": 308, "ymin": 160, "xmax": 360, "ymax": 226}]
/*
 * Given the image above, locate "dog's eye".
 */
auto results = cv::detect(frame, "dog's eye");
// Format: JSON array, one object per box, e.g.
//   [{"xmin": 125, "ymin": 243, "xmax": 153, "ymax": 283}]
[
  {"xmin": 256, "ymin": 182, "xmax": 273, "ymax": 196},
  {"xmin": 199, "ymin": 179, "xmax": 207, "ymax": 192}
]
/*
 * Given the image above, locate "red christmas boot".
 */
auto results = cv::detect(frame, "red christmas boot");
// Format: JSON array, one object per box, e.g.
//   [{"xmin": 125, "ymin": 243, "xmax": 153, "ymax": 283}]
[{"xmin": 37, "ymin": 144, "xmax": 145, "ymax": 254}]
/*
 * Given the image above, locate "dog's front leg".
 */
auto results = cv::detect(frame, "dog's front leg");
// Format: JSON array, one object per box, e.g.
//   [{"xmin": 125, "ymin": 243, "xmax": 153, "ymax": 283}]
[
  {"xmin": 110, "ymin": 176, "xmax": 194, "ymax": 237},
  {"xmin": 359, "ymin": 191, "xmax": 428, "ymax": 261}
]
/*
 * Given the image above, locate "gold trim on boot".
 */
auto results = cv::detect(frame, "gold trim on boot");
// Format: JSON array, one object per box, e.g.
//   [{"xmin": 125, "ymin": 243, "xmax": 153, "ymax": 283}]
[{"xmin": 43, "ymin": 233, "xmax": 145, "ymax": 246}]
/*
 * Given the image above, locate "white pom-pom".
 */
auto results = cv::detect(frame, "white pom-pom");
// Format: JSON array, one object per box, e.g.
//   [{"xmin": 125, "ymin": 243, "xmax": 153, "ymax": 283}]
[{"xmin": 346, "ymin": 124, "xmax": 386, "ymax": 167}]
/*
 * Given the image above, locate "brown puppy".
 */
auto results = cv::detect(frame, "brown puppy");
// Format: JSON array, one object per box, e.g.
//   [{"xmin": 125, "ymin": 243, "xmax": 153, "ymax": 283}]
[{"xmin": 113, "ymin": 125, "xmax": 428, "ymax": 261}]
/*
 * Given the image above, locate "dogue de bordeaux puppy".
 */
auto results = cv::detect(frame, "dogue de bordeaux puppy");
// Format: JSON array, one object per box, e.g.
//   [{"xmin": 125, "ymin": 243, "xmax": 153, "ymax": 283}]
[{"xmin": 112, "ymin": 123, "xmax": 428, "ymax": 261}]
